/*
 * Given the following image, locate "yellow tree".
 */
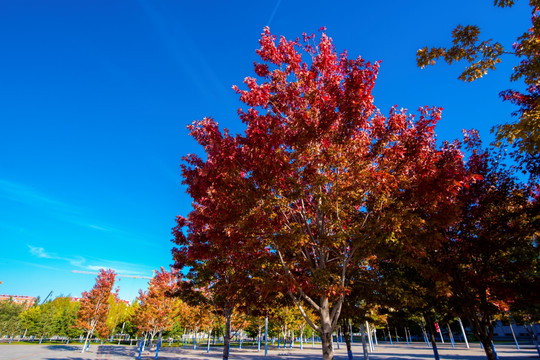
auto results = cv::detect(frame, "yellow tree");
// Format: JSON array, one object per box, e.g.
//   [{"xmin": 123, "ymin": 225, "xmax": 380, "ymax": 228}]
[{"xmin": 105, "ymin": 294, "xmax": 130, "ymax": 340}]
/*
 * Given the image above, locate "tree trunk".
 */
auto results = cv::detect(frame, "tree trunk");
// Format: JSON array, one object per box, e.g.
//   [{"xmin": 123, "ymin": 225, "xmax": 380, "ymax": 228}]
[
  {"xmin": 222, "ymin": 307, "xmax": 232, "ymax": 360},
  {"xmin": 155, "ymin": 330, "xmax": 163, "ymax": 359},
  {"xmin": 343, "ymin": 319, "xmax": 353, "ymax": 360},
  {"xmin": 478, "ymin": 337, "xmax": 498, "ymax": 360},
  {"xmin": 257, "ymin": 327, "xmax": 262, "ymax": 351},
  {"xmin": 423, "ymin": 314, "xmax": 440, "ymax": 360},
  {"xmin": 467, "ymin": 314, "xmax": 497, "ymax": 360},
  {"xmin": 319, "ymin": 301, "xmax": 335, "ymax": 360},
  {"xmin": 524, "ymin": 323, "xmax": 540, "ymax": 357},
  {"xmin": 81, "ymin": 327, "xmax": 94, "ymax": 353},
  {"xmin": 360, "ymin": 323, "xmax": 369, "ymax": 360}
]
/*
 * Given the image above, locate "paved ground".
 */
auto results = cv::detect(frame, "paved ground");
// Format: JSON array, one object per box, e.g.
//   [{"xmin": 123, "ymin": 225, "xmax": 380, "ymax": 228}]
[{"xmin": 0, "ymin": 342, "xmax": 537, "ymax": 360}]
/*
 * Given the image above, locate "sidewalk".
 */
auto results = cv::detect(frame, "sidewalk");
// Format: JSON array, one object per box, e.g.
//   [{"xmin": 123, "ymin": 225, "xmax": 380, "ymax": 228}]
[{"xmin": 0, "ymin": 342, "xmax": 537, "ymax": 360}]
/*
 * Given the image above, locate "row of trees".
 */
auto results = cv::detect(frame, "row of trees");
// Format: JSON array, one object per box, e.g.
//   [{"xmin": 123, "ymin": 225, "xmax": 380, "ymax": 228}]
[
  {"xmin": 2, "ymin": 273, "xmax": 362, "ymax": 354},
  {"xmin": 172, "ymin": 22, "xmax": 539, "ymax": 360},
  {"xmin": 0, "ymin": 269, "xmax": 325, "ymax": 349}
]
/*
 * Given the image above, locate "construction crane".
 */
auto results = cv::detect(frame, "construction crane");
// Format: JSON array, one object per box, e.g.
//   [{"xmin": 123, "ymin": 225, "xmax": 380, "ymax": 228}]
[
  {"xmin": 71, "ymin": 270, "xmax": 153, "ymax": 279},
  {"xmin": 41, "ymin": 291, "xmax": 53, "ymax": 304}
]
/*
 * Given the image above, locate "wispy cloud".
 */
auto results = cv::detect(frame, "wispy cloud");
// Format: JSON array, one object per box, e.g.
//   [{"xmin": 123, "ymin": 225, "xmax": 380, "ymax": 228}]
[
  {"xmin": 27, "ymin": 245, "xmax": 151, "ymax": 276},
  {"xmin": 85, "ymin": 265, "xmax": 146, "ymax": 275},
  {"xmin": 0, "ymin": 178, "xmax": 116, "ymax": 232},
  {"xmin": 28, "ymin": 245, "xmax": 85, "ymax": 267},
  {"xmin": 267, "ymin": 0, "xmax": 282, "ymax": 26},
  {"xmin": 0, "ymin": 178, "xmax": 80, "ymax": 214}
]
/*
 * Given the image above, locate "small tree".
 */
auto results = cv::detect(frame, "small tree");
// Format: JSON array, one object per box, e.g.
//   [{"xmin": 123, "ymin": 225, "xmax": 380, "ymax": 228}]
[
  {"xmin": 133, "ymin": 268, "xmax": 182, "ymax": 344},
  {"xmin": 76, "ymin": 269, "xmax": 116, "ymax": 352},
  {"xmin": 105, "ymin": 294, "xmax": 129, "ymax": 340}
]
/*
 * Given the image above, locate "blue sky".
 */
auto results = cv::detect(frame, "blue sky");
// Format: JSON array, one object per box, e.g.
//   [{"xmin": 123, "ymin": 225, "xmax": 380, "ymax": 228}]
[{"xmin": 0, "ymin": 0, "xmax": 530, "ymax": 302}]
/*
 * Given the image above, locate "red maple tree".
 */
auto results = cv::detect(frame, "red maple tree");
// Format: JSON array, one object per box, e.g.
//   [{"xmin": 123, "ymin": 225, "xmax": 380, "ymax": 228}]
[
  {"xmin": 176, "ymin": 27, "xmax": 469, "ymax": 360},
  {"xmin": 438, "ymin": 132, "xmax": 539, "ymax": 360},
  {"xmin": 133, "ymin": 267, "xmax": 182, "ymax": 343},
  {"xmin": 76, "ymin": 268, "xmax": 116, "ymax": 353}
]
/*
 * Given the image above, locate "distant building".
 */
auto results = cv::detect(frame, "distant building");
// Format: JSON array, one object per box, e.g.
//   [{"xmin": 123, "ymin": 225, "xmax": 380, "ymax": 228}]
[{"xmin": 0, "ymin": 294, "xmax": 37, "ymax": 309}]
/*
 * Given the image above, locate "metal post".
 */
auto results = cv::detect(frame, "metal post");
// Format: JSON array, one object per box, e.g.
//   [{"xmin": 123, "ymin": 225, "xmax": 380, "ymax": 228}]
[
  {"xmin": 447, "ymin": 324, "xmax": 455, "ymax": 349},
  {"xmin": 366, "ymin": 322, "xmax": 374, "ymax": 351},
  {"xmin": 457, "ymin": 317, "xmax": 470, "ymax": 349},
  {"xmin": 405, "ymin": 327, "xmax": 410, "ymax": 346},
  {"xmin": 509, "ymin": 320, "xmax": 520, "ymax": 350},
  {"xmin": 264, "ymin": 316, "xmax": 268, "ymax": 357}
]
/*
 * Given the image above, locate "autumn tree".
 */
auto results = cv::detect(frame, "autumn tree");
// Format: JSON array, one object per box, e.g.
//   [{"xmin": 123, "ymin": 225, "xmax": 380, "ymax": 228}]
[
  {"xmin": 437, "ymin": 132, "xmax": 539, "ymax": 360},
  {"xmin": 417, "ymin": 0, "xmax": 540, "ymax": 177},
  {"xmin": 76, "ymin": 268, "xmax": 116, "ymax": 353},
  {"xmin": 173, "ymin": 126, "xmax": 277, "ymax": 360},
  {"xmin": 171, "ymin": 257, "xmax": 263, "ymax": 360},
  {"xmin": 176, "ymin": 27, "xmax": 469, "ymax": 360},
  {"xmin": 133, "ymin": 267, "xmax": 182, "ymax": 344}
]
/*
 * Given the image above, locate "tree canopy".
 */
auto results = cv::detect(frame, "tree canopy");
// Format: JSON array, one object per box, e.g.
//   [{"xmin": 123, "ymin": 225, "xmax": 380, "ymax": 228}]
[
  {"xmin": 175, "ymin": 27, "xmax": 472, "ymax": 360},
  {"xmin": 417, "ymin": 0, "xmax": 540, "ymax": 177}
]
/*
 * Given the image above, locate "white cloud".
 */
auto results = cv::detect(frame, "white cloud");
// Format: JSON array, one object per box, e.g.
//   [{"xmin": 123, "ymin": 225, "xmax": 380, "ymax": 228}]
[
  {"xmin": 27, "ymin": 245, "xmax": 151, "ymax": 276},
  {"xmin": 28, "ymin": 246, "xmax": 53, "ymax": 259},
  {"xmin": 28, "ymin": 245, "xmax": 85, "ymax": 266}
]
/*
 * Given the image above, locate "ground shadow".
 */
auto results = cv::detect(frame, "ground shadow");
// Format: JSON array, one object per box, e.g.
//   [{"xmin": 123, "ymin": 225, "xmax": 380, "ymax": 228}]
[{"xmin": 44, "ymin": 345, "xmax": 81, "ymax": 352}]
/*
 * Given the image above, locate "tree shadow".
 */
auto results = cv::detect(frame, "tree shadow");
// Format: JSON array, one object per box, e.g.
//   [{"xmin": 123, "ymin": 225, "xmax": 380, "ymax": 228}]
[
  {"xmin": 43, "ymin": 344, "xmax": 138, "ymax": 358},
  {"xmin": 44, "ymin": 345, "xmax": 81, "ymax": 351}
]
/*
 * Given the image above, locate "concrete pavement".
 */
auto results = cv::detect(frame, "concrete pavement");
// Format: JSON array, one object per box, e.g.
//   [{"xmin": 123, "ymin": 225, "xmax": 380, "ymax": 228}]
[{"xmin": 0, "ymin": 342, "xmax": 537, "ymax": 360}]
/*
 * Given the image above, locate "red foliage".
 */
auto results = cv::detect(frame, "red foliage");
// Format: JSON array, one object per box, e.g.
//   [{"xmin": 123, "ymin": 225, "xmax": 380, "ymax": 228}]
[
  {"xmin": 76, "ymin": 269, "xmax": 116, "ymax": 338},
  {"xmin": 174, "ymin": 27, "xmax": 471, "ymax": 360}
]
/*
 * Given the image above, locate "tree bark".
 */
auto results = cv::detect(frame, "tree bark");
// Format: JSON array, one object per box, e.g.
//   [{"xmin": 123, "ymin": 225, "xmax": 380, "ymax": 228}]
[
  {"xmin": 467, "ymin": 314, "xmax": 497, "ymax": 360},
  {"xmin": 360, "ymin": 323, "xmax": 369, "ymax": 360},
  {"xmin": 524, "ymin": 323, "xmax": 540, "ymax": 357},
  {"xmin": 423, "ymin": 314, "xmax": 440, "ymax": 360},
  {"xmin": 320, "ymin": 301, "xmax": 335, "ymax": 360},
  {"xmin": 343, "ymin": 319, "xmax": 353, "ymax": 360},
  {"xmin": 222, "ymin": 307, "xmax": 232, "ymax": 360}
]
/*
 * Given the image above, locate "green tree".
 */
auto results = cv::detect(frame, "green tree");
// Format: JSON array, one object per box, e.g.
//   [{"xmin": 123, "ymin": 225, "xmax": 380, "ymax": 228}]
[
  {"xmin": 51, "ymin": 297, "xmax": 81, "ymax": 338},
  {"xmin": 19, "ymin": 297, "xmax": 81, "ymax": 339},
  {"xmin": 0, "ymin": 300, "xmax": 24, "ymax": 339},
  {"xmin": 417, "ymin": 0, "xmax": 540, "ymax": 177}
]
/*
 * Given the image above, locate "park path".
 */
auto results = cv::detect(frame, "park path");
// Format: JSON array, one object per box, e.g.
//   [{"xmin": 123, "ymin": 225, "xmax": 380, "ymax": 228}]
[{"xmin": 0, "ymin": 342, "xmax": 537, "ymax": 360}]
